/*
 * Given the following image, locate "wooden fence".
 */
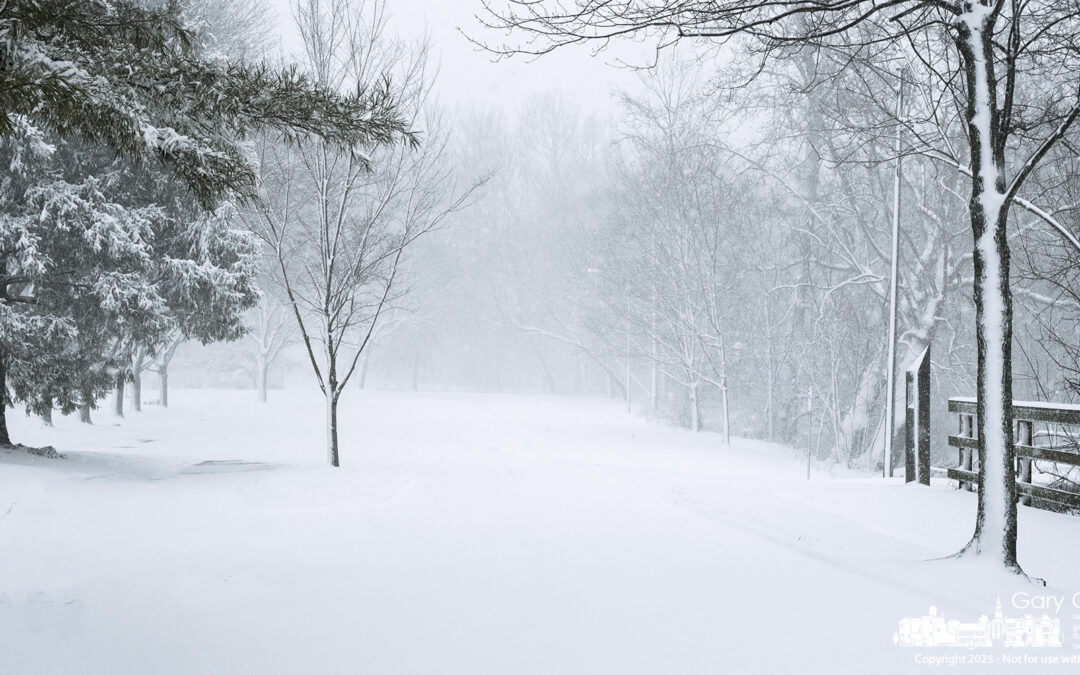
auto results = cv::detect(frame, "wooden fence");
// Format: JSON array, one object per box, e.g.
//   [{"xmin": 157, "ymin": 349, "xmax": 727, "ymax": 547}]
[{"xmin": 946, "ymin": 398, "xmax": 1080, "ymax": 511}]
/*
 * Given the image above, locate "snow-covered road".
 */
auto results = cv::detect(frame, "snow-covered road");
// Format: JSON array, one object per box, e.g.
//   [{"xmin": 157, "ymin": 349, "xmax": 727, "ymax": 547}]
[{"xmin": 2, "ymin": 390, "xmax": 1078, "ymax": 673}]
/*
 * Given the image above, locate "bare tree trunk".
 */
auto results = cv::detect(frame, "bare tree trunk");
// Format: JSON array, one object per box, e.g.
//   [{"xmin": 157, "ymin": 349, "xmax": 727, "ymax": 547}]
[
  {"xmin": 150, "ymin": 333, "xmax": 180, "ymax": 409},
  {"xmin": 955, "ymin": 14, "xmax": 1019, "ymax": 571},
  {"xmin": 689, "ymin": 381, "xmax": 700, "ymax": 433},
  {"xmin": 0, "ymin": 354, "xmax": 11, "ymax": 446},
  {"xmin": 40, "ymin": 397, "xmax": 53, "ymax": 427},
  {"xmin": 650, "ymin": 292, "xmax": 658, "ymax": 413},
  {"xmin": 325, "ymin": 330, "xmax": 341, "ymax": 467},
  {"xmin": 132, "ymin": 368, "xmax": 142, "ymax": 412},
  {"xmin": 765, "ymin": 352, "xmax": 775, "ymax": 442},
  {"xmin": 721, "ymin": 380, "xmax": 731, "ymax": 446},
  {"xmin": 357, "ymin": 349, "xmax": 370, "ymax": 390},
  {"xmin": 256, "ymin": 352, "xmax": 268, "ymax": 403},
  {"xmin": 79, "ymin": 386, "xmax": 93, "ymax": 424},
  {"xmin": 763, "ymin": 290, "xmax": 776, "ymax": 442},
  {"xmin": 159, "ymin": 365, "xmax": 169, "ymax": 408},
  {"xmin": 326, "ymin": 389, "xmax": 339, "ymax": 467},
  {"xmin": 114, "ymin": 374, "xmax": 125, "ymax": 417},
  {"xmin": 649, "ymin": 363, "xmax": 658, "ymax": 414}
]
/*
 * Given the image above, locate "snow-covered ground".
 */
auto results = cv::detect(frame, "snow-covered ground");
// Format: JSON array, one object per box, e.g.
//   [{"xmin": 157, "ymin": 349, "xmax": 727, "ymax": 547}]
[{"xmin": 2, "ymin": 390, "xmax": 1079, "ymax": 674}]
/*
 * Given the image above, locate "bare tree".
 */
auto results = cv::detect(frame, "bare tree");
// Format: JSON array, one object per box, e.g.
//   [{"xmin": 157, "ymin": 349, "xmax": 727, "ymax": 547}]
[
  {"xmin": 481, "ymin": 0, "xmax": 1080, "ymax": 574},
  {"xmin": 248, "ymin": 297, "xmax": 295, "ymax": 403},
  {"xmin": 250, "ymin": 0, "xmax": 472, "ymax": 467},
  {"xmin": 150, "ymin": 332, "xmax": 184, "ymax": 408}
]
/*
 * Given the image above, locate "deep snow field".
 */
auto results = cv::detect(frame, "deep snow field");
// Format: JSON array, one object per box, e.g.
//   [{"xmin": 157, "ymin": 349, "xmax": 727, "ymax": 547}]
[{"xmin": 2, "ymin": 389, "xmax": 1080, "ymax": 674}]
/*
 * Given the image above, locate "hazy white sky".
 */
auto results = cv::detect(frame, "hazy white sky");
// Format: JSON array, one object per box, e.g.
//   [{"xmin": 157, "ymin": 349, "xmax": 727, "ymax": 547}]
[{"xmin": 268, "ymin": 0, "xmax": 647, "ymax": 114}]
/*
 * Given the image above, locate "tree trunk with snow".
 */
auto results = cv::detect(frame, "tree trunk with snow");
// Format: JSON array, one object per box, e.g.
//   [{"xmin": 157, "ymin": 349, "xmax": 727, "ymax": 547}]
[
  {"xmin": 954, "ymin": 10, "xmax": 1019, "ymax": 571},
  {"xmin": 40, "ymin": 398, "xmax": 53, "ymax": 427}
]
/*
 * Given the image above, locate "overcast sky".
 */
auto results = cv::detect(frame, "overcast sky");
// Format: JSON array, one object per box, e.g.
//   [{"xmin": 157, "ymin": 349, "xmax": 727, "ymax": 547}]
[{"xmin": 267, "ymin": 0, "xmax": 647, "ymax": 115}]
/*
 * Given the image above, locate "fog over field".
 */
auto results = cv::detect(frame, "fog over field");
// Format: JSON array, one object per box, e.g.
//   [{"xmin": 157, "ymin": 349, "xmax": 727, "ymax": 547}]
[{"xmin": 5, "ymin": 1, "xmax": 1080, "ymax": 673}]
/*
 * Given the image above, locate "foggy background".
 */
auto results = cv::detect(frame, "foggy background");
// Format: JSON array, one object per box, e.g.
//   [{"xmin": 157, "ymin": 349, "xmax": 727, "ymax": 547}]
[{"xmin": 159, "ymin": 0, "xmax": 1080, "ymax": 473}]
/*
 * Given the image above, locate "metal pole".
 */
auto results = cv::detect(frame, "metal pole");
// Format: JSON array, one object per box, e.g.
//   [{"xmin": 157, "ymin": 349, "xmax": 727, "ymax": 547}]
[
  {"xmin": 626, "ymin": 288, "xmax": 631, "ymax": 414},
  {"xmin": 807, "ymin": 386, "xmax": 813, "ymax": 480},
  {"xmin": 884, "ymin": 68, "xmax": 906, "ymax": 478}
]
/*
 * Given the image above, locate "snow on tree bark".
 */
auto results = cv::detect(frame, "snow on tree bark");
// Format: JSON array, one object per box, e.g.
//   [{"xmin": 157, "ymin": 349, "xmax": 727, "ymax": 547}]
[
  {"xmin": 955, "ymin": 6, "xmax": 1018, "ymax": 569},
  {"xmin": 479, "ymin": 0, "xmax": 1080, "ymax": 577}
]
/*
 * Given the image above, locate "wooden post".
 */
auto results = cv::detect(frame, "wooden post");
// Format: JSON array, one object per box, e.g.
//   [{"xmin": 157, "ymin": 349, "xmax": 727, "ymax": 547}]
[
  {"xmin": 904, "ymin": 345, "xmax": 931, "ymax": 485},
  {"xmin": 905, "ymin": 371, "xmax": 916, "ymax": 482},
  {"xmin": 959, "ymin": 412, "xmax": 974, "ymax": 492},
  {"xmin": 947, "ymin": 397, "xmax": 1080, "ymax": 513},
  {"xmin": 916, "ymin": 345, "xmax": 931, "ymax": 485},
  {"xmin": 1016, "ymin": 419, "xmax": 1033, "ymax": 506}
]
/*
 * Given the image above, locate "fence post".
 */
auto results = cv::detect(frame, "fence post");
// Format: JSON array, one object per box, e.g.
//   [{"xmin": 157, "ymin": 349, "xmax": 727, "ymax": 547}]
[
  {"xmin": 905, "ymin": 371, "xmax": 915, "ymax": 482},
  {"xmin": 916, "ymin": 345, "xmax": 931, "ymax": 485},
  {"xmin": 959, "ymin": 412, "xmax": 975, "ymax": 491},
  {"xmin": 904, "ymin": 346, "xmax": 931, "ymax": 485},
  {"xmin": 1016, "ymin": 419, "xmax": 1033, "ymax": 506}
]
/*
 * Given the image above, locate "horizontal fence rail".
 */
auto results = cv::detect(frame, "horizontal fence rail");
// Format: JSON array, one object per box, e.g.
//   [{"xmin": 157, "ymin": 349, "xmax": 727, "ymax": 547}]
[{"xmin": 946, "ymin": 397, "xmax": 1080, "ymax": 512}]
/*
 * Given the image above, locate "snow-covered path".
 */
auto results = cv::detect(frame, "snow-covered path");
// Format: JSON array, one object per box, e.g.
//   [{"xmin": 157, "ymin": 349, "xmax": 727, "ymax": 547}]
[{"xmin": 2, "ymin": 391, "xmax": 1078, "ymax": 673}]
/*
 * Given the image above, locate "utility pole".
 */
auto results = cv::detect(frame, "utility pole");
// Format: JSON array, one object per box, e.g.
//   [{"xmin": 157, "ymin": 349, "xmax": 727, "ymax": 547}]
[
  {"xmin": 807, "ymin": 386, "xmax": 813, "ymax": 480},
  {"xmin": 884, "ymin": 67, "xmax": 907, "ymax": 478},
  {"xmin": 626, "ymin": 286, "xmax": 632, "ymax": 414}
]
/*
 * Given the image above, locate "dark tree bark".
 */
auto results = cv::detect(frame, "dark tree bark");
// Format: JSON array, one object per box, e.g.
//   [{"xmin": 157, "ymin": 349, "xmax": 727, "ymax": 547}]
[
  {"xmin": 40, "ymin": 398, "xmax": 53, "ymax": 427},
  {"xmin": 952, "ymin": 13, "xmax": 1020, "ymax": 571},
  {"xmin": 0, "ymin": 353, "xmax": 11, "ymax": 447},
  {"xmin": 79, "ymin": 386, "xmax": 93, "ymax": 424}
]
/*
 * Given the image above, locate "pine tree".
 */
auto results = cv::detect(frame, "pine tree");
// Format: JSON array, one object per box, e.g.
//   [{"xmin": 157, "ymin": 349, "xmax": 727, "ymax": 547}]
[
  {"xmin": 0, "ymin": 0, "xmax": 413, "ymax": 444},
  {"xmin": 0, "ymin": 0, "xmax": 411, "ymax": 204}
]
